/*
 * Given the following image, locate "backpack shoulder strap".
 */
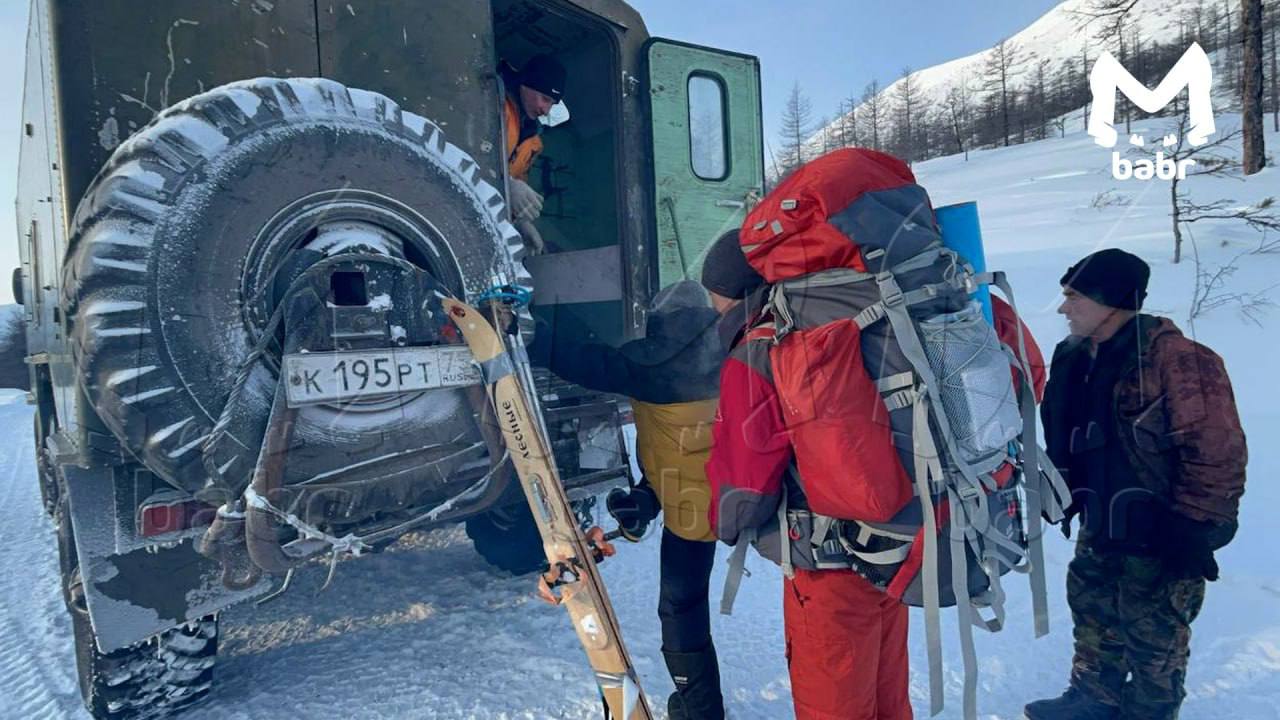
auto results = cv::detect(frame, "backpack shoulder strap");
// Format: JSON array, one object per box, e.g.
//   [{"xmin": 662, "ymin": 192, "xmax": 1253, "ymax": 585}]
[
  {"xmin": 777, "ymin": 483, "xmax": 794, "ymax": 579},
  {"xmin": 719, "ymin": 527, "xmax": 755, "ymax": 616},
  {"xmin": 984, "ymin": 270, "xmax": 1071, "ymax": 638},
  {"xmin": 910, "ymin": 395, "xmax": 946, "ymax": 717},
  {"xmin": 720, "ymin": 477, "xmax": 799, "ymax": 616}
]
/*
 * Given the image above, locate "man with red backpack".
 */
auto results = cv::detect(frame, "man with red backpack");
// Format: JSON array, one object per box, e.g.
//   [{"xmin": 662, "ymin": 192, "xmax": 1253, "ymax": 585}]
[
  {"xmin": 704, "ymin": 149, "xmax": 1053, "ymax": 720},
  {"xmin": 702, "ymin": 229, "xmax": 913, "ymax": 720}
]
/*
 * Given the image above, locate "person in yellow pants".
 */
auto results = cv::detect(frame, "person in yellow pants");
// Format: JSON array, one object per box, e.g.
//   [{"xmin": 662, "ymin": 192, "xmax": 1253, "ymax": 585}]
[{"xmin": 529, "ymin": 257, "xmax": 760, "ymax": 718}]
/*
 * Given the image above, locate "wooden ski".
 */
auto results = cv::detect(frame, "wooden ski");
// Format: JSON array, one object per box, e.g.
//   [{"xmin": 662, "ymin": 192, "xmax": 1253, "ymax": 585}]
[{"xmin": 444, "ymin": 298, "xmax": 652, "ymax": 720}]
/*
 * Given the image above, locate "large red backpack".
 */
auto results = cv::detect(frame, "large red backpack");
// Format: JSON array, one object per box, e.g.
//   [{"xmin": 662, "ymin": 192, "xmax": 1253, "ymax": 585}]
[{"xmin": 731, "ymin": 149, "xmax": 1069, "ymax": 719}]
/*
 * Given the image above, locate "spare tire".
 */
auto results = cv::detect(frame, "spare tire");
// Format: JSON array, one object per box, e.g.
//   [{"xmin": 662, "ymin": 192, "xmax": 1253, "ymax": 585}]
[{"xmin": 63, "ymin": 77, "xmax": 526, "ymax": 492}]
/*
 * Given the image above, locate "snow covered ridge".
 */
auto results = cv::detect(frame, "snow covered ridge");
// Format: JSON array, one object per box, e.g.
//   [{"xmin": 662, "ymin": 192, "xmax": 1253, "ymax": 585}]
[{"xmin": 796, "ymin": 0, "xmax": 1254, "ymax": 169}]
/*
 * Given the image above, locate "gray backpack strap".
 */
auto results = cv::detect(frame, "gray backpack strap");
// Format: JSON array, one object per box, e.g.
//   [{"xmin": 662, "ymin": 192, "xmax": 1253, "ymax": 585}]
[
  {"xmin": 777, "ymin": 267, "xmax": 875, "ymax": 290},
  {"xmin": 878, "ymin": 269, "xmax": 1018, "ymax": 720},
  {"xmin": 719, "ymin": 527, "xmax": 756, "ymax": 616},
  {"xmin": 851, "ymin": 545, "xmax": 913, "ymax": 565},
  {"xmin": 911, "ymin": 396, "xmax": 946, "ymax": 718},
  {"xmin": 1037, "ymin": 446, "xmax": 1070, "ymax": 521},
  {"xmin": 974, "ymin": 546, "xmax": 1009, "ymax": 632},
  {"xmin": 947, "ymin": 487, "xmax": 982, "ymax": 720},
  {"xmin": 766, "ymin": 283, "xmax": 793, "ymax": 341},
  {"xmin": 874, "ymin": 271, "xmax": 993, "ymax": 510},
  {"xmin": 810, "ymin": 513, "xmax": 837, "ymax": 547},
  {"xmin": 777, "ymin": 484, "xmax": 795, "ymax": 579},
  {"xmin": 986, "ymin": 270, "xmax": 1056, "ymax": 639},
  {"xmin": 1020, "ymin": 382, "xmax": 1052, "ymax": 638}
]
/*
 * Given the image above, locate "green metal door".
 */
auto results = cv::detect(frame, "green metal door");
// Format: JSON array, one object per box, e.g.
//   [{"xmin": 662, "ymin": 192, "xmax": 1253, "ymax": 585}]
[{"xmin": 646, "ymin": 40, "xmax": 764, "ymax": 288}]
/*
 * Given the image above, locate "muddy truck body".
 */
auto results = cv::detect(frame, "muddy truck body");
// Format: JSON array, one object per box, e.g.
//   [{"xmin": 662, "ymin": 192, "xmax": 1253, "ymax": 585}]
[{"xmin": 12, "ymin": 0, "xmax": 763, "ymax": 716}]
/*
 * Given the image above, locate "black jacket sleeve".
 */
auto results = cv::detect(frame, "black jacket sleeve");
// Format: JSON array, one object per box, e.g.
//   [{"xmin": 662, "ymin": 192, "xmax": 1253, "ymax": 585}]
[{"xmin": 526, "ymin": 307, "xmax": 722, "ymax": 404}]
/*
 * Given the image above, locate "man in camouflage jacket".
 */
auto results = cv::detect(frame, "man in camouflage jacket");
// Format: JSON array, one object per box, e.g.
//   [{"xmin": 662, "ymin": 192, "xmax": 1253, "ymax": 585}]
[{"xmin": 1025, "ymin": 249, "xmax": 1248, "ymax": 720}]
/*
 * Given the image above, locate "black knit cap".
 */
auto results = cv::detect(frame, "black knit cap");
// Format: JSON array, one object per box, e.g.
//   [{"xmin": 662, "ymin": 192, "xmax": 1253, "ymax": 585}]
[
  {"xmin": 1060, "ymin": 248, "xmax": 1151, "ymax": 311},
  {"xmin": 700, "ymin": 229, "xmax": 765, "ymax": 300},
  {"xmin": 519, "ymin": 54, "xmax": 566, "ymax": 102}
]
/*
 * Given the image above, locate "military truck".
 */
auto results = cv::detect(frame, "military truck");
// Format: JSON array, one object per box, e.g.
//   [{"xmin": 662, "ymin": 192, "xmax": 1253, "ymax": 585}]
[{"xmin": 12, "ymin": 0, "xmax": 763, "ymax": 716}]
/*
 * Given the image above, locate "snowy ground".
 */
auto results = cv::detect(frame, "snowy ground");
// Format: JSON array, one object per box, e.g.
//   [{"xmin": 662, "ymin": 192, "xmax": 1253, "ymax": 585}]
[{"xmin": 3, "ymin": 114, "xmax": 1279, "ymax": 719}]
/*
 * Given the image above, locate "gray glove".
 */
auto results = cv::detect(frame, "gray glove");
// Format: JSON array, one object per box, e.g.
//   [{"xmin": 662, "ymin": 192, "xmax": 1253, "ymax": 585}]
[
  {"xmin": 513, "ymin": 218, "xmax": 546, "ymax": 256},
  {"xmin": 508, "ymin": 178, "xmax": 543, "ymax": 221}
]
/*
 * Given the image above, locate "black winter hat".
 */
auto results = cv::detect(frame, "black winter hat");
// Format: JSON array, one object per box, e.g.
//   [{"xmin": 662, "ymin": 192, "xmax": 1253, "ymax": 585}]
[
  {"xmin": 1060, "ymin": 248, "xmax": 1150, "ymax": 311},
  {"xmin": 700, "ymin": 230, "xmax": 765, "ymax": 300},
  {"xmin": 519, "ymin": 54, "xmax": 566, "ymax": 102}
]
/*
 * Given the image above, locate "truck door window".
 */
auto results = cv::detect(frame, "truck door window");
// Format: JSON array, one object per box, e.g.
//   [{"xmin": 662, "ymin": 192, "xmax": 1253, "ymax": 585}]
[{"xmin": 687, "ymin": 74, "xmax": 728, "ymax": 181}]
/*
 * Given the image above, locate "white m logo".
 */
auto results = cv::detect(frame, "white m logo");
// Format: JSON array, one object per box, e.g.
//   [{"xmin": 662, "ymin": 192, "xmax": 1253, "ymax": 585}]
[{"xmin": 1088, "ymin": 42, "xmax": 1215, "ymax": 148}]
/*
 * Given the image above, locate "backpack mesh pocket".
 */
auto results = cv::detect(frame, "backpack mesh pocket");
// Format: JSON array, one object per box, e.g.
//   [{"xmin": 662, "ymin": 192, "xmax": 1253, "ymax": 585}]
[{"xmin": 918, "ymin": 302, "xmax": 1022, "ymax": 465}]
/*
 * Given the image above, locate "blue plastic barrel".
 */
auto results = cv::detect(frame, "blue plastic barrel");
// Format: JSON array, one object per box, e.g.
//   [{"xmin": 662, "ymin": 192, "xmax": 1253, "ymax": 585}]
[{"xmin": 935, "ymin": 201, "xmax": 993, "ymax": 323}]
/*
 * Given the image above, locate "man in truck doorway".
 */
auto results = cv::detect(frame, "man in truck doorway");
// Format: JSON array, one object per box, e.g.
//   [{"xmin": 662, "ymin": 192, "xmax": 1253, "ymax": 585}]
[{"xmin": 500, "ymin": 54, "xmax": 566, "ymax": 256}]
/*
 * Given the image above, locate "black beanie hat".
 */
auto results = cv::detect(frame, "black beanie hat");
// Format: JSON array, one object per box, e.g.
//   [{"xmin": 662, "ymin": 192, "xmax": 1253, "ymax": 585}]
[
  {"xmin": 519, "ymin": 55, "xmax": 566, "ymax": 102},
  {"xmin": 1060, "ymin": 248, "xmax": 1150, "ymax": 311},
  {"xmin": 701, "ymin": 230, "xmax": 765, "ymax": 300}
]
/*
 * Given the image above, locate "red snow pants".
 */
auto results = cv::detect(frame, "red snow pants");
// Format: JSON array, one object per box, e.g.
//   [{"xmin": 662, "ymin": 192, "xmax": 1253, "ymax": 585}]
[{"xmin": 783, "ymin": 568, "xmax": 912, "ymax": 720}]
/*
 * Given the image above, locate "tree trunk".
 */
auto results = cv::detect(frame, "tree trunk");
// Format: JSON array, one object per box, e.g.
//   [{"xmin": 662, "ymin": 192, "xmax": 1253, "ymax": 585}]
[
  {"xmin": 1242, "ymin": 0, "xmax": 1266, "ymax": 174},
  {"xmin": 1082, "ymin": 47, "xmax": 1091, "ymax": 132},
  {"xmin": 1118, "ymin": 28, "xmax": 1131, "ymax": 136},
  {"xmin": 1270, "ymin": 15, "xmax": 1278, "ymax": 132},
  {"xmin": 1171, "ymin": 179, "xmax": 1183, "ymax": 265},
  {"xmin": 1002, "ymin": 84, "xmax": 1010, "ymax": 147},
  {"xmin": 1224, "ymin": 0, "xmax": 1237, "ymax": 95}
]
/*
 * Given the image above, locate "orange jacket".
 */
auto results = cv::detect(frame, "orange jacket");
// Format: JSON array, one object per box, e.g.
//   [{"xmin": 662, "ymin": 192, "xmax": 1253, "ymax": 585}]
[{"xmin": 503, "ymin": 95, "xmax": 542, "ymax": 182}]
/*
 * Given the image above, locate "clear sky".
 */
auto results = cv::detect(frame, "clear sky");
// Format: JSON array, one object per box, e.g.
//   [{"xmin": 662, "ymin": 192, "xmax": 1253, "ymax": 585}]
[
  {"xmin": 629, "ymin": 0, "xmax": 1063, "ymax": 148},
  {"xmin": 0, "ymin": 0, "xmax": 1063, "ymax": 304}
]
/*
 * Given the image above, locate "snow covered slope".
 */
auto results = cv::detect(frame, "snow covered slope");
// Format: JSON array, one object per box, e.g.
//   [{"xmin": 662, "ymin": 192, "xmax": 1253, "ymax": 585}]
[
  {"xmin": 1, "ymin": 116, "xmax": 1278, "ymax": 718},
  {"xmin": 808, "ymin": 0, "xmax": 1218, "ymax": 151}
]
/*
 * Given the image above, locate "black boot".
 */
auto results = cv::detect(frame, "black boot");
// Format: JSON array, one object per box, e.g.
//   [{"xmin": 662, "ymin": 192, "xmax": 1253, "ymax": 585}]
[
  {"xmin": 663, "ymin": 645, "xmax": 725, "ymax": 720},
  {"xmin": 1024, "ymin": 686, "xmax": 1118, "ymax": 720}
]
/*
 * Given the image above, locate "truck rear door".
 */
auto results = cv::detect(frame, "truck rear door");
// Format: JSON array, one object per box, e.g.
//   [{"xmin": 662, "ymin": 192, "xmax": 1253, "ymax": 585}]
[{"xmin": 645, "ymin": 40, "xmax": 763, "ymax": 289}]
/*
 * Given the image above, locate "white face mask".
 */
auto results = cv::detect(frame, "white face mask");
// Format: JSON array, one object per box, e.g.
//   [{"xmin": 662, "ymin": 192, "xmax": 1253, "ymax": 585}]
[{"xmin": 539, "ymin": 101, "xmax": 570, "ymax": 128}]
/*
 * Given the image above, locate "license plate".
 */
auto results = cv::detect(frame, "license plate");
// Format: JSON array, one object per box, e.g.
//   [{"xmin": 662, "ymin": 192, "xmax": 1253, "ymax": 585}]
[{"xmin": 282, "ymin": 346, "xmax": 482, "ymax": 406}]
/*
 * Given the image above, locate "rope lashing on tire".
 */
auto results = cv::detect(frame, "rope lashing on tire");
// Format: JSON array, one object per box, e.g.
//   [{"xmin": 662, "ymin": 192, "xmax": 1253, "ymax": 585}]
[
  {"xmin": 242, "ymin": 486, "xmax": 372, "ymax": 556},
  {"xmin": 240, "ymin": 450, "xmax": 511, "ymax": 590},
  {"xmin": 242, "ymin": 485, "xmax": 370, "ymax": 591}
]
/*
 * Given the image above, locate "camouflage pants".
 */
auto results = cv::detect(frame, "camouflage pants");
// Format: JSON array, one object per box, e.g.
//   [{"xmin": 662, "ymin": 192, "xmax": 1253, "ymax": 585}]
[{"xmin": 1068, "ymin": 542, "xmax": 1206, "ymax": 720}]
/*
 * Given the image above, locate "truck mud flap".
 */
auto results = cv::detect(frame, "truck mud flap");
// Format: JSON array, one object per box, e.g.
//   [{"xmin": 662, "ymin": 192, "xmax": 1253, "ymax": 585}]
[{"xmin": 63, "ymin": 465, "xmax": 269, "ymax": 653}]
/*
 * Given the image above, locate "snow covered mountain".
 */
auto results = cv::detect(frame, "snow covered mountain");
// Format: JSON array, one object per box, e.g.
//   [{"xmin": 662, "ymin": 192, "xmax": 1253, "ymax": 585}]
[{"xmin": 805, "ymin": 0, "xmax": 1227, "ymax": 154}]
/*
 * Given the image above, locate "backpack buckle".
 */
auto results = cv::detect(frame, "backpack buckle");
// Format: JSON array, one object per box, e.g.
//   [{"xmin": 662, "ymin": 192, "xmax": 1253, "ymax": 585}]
[{"xmin": 876, "ymin": 272, "xmax": 905, "ymax": 307}]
